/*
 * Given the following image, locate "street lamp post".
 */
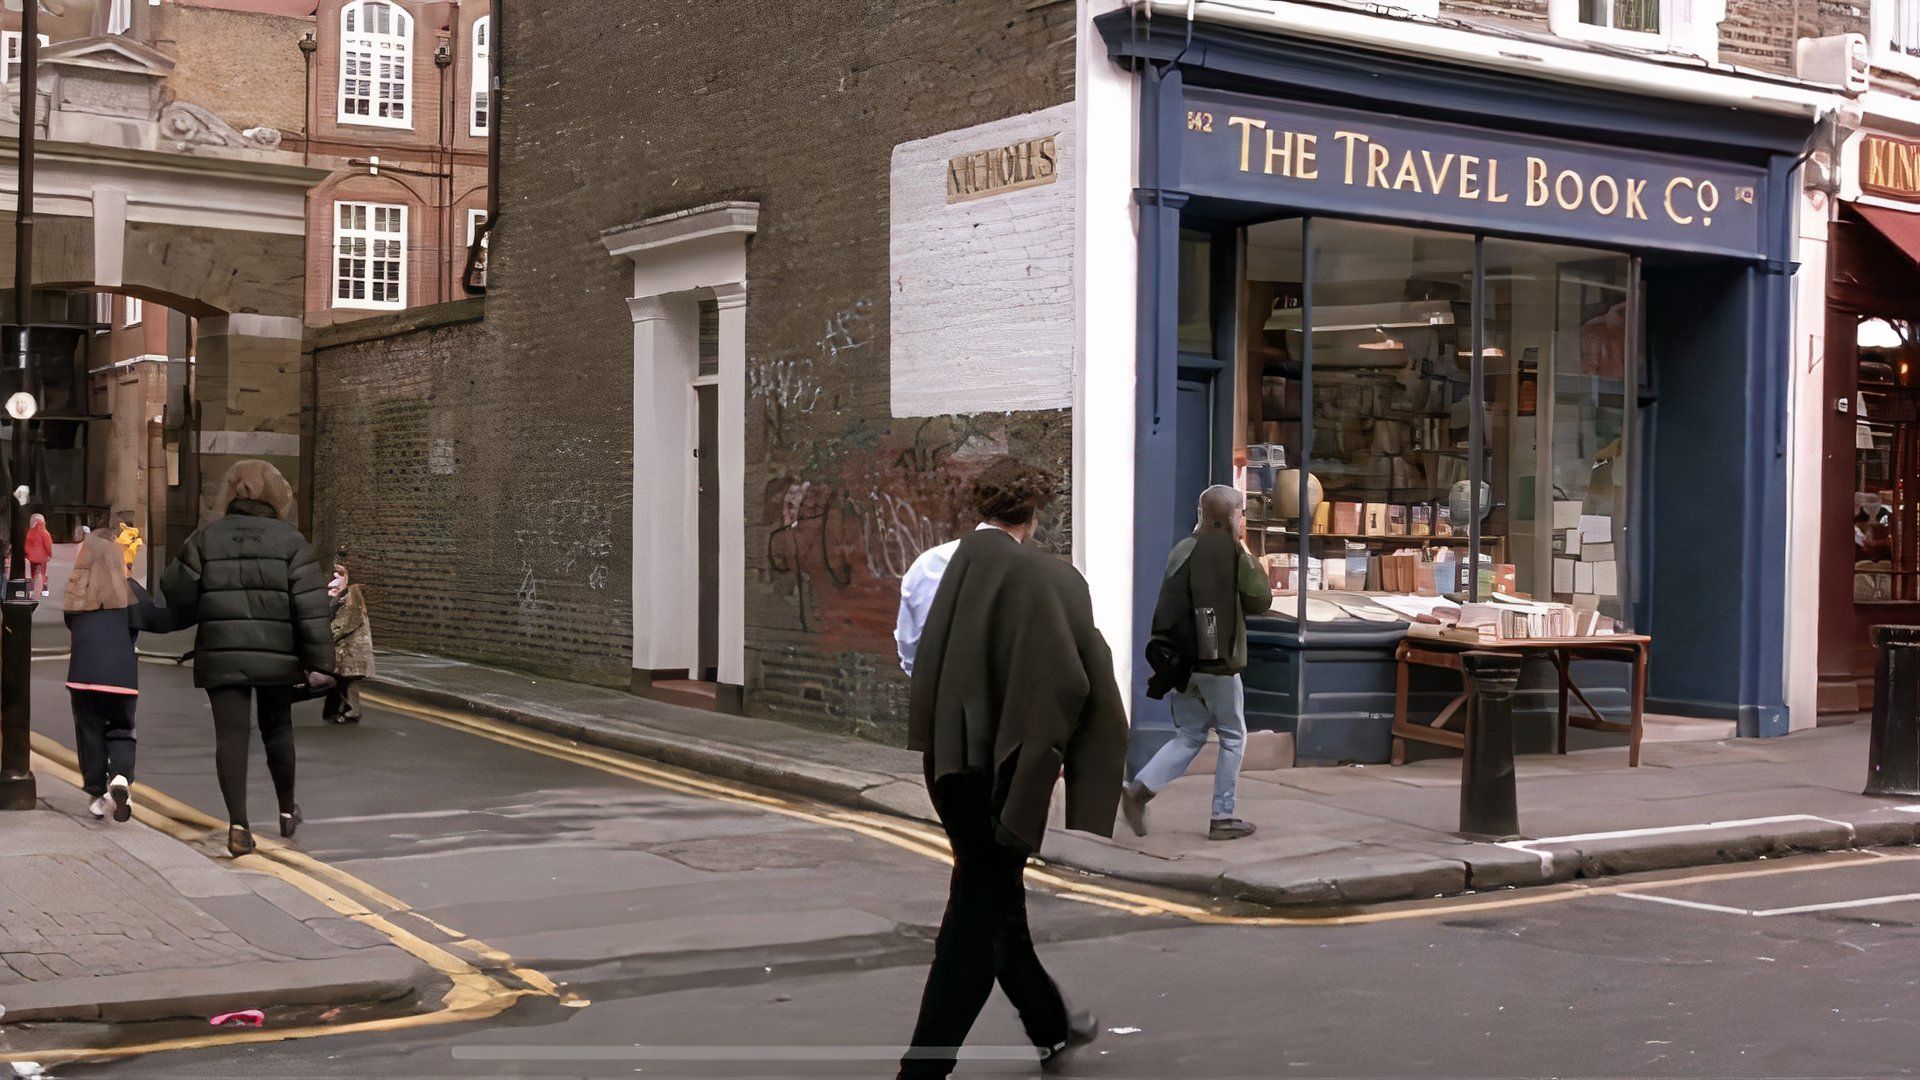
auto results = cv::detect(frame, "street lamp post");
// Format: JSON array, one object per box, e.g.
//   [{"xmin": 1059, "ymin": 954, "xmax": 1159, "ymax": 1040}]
[{"xmin": 0, "ymin": 2, "xmax": 40, "ymax": 811}]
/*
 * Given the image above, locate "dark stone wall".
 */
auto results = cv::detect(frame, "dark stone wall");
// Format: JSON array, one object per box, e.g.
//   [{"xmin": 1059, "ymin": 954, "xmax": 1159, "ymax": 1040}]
[{"xmin": 310, "ymin": 0, "xmax": 1078, "ymax": 738}]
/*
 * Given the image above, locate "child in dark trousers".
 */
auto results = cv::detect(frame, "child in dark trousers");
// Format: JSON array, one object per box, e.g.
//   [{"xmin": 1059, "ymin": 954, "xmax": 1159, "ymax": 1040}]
[{"xmin": 65, "ymin": 533, "xmax": 177, "ymax": 821}]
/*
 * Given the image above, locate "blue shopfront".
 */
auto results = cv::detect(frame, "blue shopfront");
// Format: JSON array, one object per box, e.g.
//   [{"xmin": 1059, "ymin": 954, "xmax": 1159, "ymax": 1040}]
[{"xmin": 1099, "ymin": 14, "xmax": 1815, "ymax": 765}]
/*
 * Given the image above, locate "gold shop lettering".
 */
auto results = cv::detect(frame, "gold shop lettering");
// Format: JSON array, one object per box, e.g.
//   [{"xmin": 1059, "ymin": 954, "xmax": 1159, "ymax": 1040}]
[
  {"xmin": 946, "ymin": 135, "xmax": 1059, "ymax": 204},
  {"xmin": 1861, "ymin": 133, "xmax": 1920, "ymax": 202},
  {"xmin": 1226, "ymin": 118, "xmax": 1723, "ymax": 228}
]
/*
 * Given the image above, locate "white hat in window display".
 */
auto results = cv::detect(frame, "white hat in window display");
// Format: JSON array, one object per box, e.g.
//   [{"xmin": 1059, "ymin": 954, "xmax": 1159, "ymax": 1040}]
[{"xmin": 1271, "ymin": 470, "xmax": 1323, "ymax": 523}]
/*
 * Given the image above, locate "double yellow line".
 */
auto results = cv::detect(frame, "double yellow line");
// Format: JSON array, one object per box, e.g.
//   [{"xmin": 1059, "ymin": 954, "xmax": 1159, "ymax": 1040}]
[{"xmin": 20, "ymin": 733, "xmax": 562, "ymax": 1066}]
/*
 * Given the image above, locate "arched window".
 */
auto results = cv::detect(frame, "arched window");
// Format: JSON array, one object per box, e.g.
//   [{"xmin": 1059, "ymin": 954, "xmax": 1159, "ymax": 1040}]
[
  {"xmin": 339, "ymin": 0, "xmax": 411, "ymax": 128},
  {"xmin": 470, "ymin": 16, "xmax": 490, "ymax": 136}
]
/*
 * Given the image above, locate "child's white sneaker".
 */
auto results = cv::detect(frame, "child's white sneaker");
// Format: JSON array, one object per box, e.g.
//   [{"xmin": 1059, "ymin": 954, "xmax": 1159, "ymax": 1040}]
[
  {"xmin": 88, "ymin": 795, "xmax": 111, "ymax": 819},
  {"xmin": 108, "ymin": 776, "xmax": 132, "ymax": 822}
]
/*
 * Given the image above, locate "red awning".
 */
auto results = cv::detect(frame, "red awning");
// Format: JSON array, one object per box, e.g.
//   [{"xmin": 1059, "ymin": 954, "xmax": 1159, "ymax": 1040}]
[{"xmin": 1855, "ymin": 204, "xmax": 1920, "ymax": 266}]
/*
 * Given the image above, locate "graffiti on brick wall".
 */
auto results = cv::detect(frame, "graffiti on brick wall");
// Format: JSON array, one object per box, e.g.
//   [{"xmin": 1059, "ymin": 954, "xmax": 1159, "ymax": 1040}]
[
  {"xmin": 749, "ymin": 300, "xmax": 871, "ymax": 449},
  {"xmin": 759, "ymin": 404, "xmax": 1070, "ymax": 646},
  {"xmin": 511, "ymin": 481, "xmax": 618, "ymax": 625}
]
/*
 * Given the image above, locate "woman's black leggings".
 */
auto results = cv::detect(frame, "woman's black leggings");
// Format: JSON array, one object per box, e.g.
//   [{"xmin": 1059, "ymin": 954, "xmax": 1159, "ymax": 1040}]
[{"xmin": 209, "ymin": 686, "xmax": 297, "ymax": 828}]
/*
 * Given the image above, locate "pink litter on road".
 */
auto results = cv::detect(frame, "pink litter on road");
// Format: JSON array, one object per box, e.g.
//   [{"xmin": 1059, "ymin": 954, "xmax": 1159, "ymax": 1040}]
[{"xmin": 210, "ymin": 1009, "xmax": 265, "ymax": 1027}]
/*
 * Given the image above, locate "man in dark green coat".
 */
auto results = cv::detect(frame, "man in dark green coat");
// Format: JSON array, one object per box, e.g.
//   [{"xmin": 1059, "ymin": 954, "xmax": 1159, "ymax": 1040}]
[
  {"xmin": 162, "ymin": 460, "xmax": 333, "ymax": 857},
  {"xmin": 898, "ymin": 457, "xmax": 1126, "ymax": 1078},
  {"xmin": 1122, "ymin": 484, "xmax": 1272, "ymax": 841}
]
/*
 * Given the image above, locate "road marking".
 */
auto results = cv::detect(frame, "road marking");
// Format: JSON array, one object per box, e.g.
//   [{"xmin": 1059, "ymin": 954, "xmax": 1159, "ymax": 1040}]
[
  {"xmin": 1616, "ymin": 892, "xmax": 1754, "ymax": 915},
  {"xmin": 1498, "ymin": 814, "xmax": 1860, "ymax": 874},
  {"xmin": 1754, "ymin": 892, "xmax": 1920, "ymax": 917},
  {"xmin": 1617, "ymin": 888, "xmax": 1920, "ymax": 918},
  {"xmin": 360, "ymin": 689, "xmax": 1920, "ymax": 929},
  {"xmin": 20, "ymin": 733, "xmax": 559, "ymax": 1066}
]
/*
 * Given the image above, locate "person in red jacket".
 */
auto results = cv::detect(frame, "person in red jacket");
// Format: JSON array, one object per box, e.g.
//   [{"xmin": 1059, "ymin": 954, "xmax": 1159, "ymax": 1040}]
[{"xmin": 24, "ymin": 513, "xmax": 53, "ymax": 597}]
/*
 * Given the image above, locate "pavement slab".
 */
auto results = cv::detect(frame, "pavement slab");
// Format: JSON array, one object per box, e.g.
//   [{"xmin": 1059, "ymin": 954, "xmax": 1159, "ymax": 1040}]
[
  {"xmin": 0, "ymin": 772, "xmax": 441, "ymax": 1027},
  {"xmin": 366, "ymin": 650, "xmax": 1920, "ymax": 908}
]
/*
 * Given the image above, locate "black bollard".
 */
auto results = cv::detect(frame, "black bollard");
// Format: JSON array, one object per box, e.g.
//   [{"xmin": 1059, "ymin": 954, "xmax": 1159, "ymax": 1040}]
[
  {"xmin": 1865, "ymin": 625, "xmax": 1920, "ymax": 798},
  {"xmin": 1458, "ymin": 651, "xmax": 1523, "ymax": 839}
]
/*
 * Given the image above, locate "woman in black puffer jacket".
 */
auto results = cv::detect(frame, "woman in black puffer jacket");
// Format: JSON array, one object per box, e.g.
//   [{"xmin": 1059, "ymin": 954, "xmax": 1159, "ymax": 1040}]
[{"xmin": 162, "ymin": 460, "xmax": 335, "ymax": 856}]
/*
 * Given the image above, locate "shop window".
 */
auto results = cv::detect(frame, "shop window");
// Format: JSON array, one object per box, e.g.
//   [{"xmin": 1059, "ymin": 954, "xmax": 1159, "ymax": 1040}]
[
  {"xmin": 340, "ymin": 0, "xmax": 412, "ymax": 129},
  {"xmin": 1852, "ymin": 317, "xmax": 1920, "ymax": 602},
  {"xmin": 470, "ymin": 16, "xmax": 490, "ymax": 136},
  {"xmin": 1548, "ymin": 0, "xmax": 1721, "ymax": 60},
  {"xmin": 1238, "ymin": 218, "xmax": 1634, "ymax": 627},
  {"xmin": 333, "ymin": 201, "xmax": 408, "ymax": 310}
]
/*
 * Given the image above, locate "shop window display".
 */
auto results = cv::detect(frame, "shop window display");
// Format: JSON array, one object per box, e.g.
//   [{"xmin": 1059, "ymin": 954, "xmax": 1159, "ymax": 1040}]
[
  {"xmin": 1852, "ymin": 317, "xmax": 1920, "ymax": 602},
  {"xmin": 1232, "ymin": 218, "xmax": 1633, "ymax": 633}
]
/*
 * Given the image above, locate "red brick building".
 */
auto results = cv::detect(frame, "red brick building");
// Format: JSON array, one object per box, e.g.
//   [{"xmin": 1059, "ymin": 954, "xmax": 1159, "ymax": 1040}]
[{"xmin": 296, "ymin": 0, "xmax": 490, "ymax": 325}]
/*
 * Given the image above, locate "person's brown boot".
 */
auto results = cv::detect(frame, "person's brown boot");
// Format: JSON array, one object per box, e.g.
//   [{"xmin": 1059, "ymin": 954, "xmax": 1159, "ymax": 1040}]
[{"xmin": 1208, "ymin": 818, "xmax": 1256, "ymax": 841}]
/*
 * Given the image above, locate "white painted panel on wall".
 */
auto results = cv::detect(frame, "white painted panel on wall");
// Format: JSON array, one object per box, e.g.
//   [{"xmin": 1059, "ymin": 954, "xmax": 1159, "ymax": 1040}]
[{"xmin": 890, "ymin": 103, "xmax": 1076, "ymax": 417}]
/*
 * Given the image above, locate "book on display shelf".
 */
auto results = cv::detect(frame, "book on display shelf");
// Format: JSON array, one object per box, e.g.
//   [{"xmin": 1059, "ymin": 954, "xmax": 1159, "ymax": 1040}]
[
  {"xmin": 1332, "ymin": 502, "xmax": 1362, "ymax": 535},
  {"xmin": 1410, "ymin": 503, "xmax": 1432, "ymax": 536}
]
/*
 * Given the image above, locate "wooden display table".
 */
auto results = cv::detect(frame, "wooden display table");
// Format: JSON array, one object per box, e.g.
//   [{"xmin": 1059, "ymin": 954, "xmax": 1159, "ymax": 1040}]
[{"xmin": 1391, "ymin": 634, "xmax": 1652, "ymax": 767}]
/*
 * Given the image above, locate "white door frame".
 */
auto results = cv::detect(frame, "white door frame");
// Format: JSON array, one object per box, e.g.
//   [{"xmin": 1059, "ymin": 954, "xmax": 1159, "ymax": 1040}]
[{"xmin": 601, "ymin": 202, "xmax": 755, "ymax": 692}]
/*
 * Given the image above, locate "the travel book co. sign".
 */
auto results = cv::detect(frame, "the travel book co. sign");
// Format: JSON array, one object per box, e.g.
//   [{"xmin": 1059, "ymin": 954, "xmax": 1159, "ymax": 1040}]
[{"xmin": 1179, "ymin": 88, "xmax": 1768, "ymax": 260}]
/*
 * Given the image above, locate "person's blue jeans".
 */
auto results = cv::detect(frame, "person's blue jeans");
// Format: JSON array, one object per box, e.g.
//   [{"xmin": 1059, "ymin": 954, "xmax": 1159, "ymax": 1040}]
[{"xmin": 1133, "ymin": 671, "xmax": 1246, "ymax": 819}]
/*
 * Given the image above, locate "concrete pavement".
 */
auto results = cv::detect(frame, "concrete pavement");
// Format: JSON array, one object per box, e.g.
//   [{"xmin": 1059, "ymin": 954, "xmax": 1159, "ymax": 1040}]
[
  {"xmin": 365, "ymin": 650, "xmax": 1920, "ymax": 908},
  {"xmin": 0, "ymin": 768, "xmax": 435, "ymax": 1042}
]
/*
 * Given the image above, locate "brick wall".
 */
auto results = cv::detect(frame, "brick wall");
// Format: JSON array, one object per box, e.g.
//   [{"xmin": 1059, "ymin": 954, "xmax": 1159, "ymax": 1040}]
[
  {"xmin": 308, "ymin": 299, "xmax": 635, "ymax": 684},
  {"xmin": 311, "ymin": 0, "xmax": 1078, "ymax": 737}
]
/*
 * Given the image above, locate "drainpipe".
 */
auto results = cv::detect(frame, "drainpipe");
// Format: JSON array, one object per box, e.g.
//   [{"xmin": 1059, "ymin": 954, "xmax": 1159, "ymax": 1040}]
[
  {"xmin": 298, "ymin": 31, "xmax": 315, "ymax": 167},
  {"xmin": 434, "ymin": 39, "xmax": 451, "ymax": 303}
]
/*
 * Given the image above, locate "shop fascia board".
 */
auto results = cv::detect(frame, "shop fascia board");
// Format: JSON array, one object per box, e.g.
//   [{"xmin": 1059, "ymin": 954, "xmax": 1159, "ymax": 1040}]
[
  {"xmin": 0, "ymin": 133, "xmax": 326, "ymax": 236},
  {"xmin": 1131, "ymin": 0, "xmax": 1839, "ymax": 120}
]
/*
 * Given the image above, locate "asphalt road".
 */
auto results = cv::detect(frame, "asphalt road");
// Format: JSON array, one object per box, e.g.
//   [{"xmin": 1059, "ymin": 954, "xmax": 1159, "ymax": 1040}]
[{"xmin": 23, "ymin": 656, "xmax": 1920, "ymax": 1080}]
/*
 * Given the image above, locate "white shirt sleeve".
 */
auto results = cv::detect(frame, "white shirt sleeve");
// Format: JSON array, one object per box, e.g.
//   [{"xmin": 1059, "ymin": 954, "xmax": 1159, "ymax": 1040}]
[{"xmin": 895, "ymin": 538, "xmax": 962, "ymax": 676}]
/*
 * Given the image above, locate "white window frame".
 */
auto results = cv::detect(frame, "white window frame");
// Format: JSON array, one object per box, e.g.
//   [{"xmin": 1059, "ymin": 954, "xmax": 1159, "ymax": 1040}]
[
  {"xmin": 2, "ymin": 32, "xmax": 52, "ymax": 86},
  {"xmin": 107, "ymin": 0, "xmax": 132, "ymax": 35},
  {"xmin": 1872, "ymin": 0, "xmax": 1920, "ymax": 79},
  {"xmin": 466, "ymin": 207, "xmax": 489, "ymax": 249},
  {"xmin": 1547, "ymin": 0, "xmax": 1722, "ymax": 61},
  {"xmin": 123, "ymin": 297, "xmax": 143, "ymax": 327},
  {"xmin": 92, "ymin": 292, "xmax": 111, "ymax": 333},
  {"xmin": 332, "ymin": 201, "xmax": 409, "ymax": 311},
  {"xmin": 338, "ymin": 0, "xmax": 413, "ymax": 130},
  {"xmin": 470, "ymin": 15, "xmax": 490, "ymax": 137}
]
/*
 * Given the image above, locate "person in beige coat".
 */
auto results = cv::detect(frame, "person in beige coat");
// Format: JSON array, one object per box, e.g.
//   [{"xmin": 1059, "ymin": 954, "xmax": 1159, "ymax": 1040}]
[{"xmin": 324, "ymin": 551, "xmax": 373, "ymax": 725}]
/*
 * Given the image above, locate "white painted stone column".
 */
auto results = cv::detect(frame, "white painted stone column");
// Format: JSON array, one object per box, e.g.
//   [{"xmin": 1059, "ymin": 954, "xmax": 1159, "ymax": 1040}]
[
  {"xmin": 628, "ymin": 293, "xmax": 700, "ymax": 677},
  {"xmin": 712, "ymin": 282, "xmax": 748, "ymax": 687},
  {"xmin": 1784, "ymin": 182, "xmax": 1831, "ymax": 730},
  {"xmin": 1076, "ymin": 0, "xmax": 1140, "ymax": 706}
]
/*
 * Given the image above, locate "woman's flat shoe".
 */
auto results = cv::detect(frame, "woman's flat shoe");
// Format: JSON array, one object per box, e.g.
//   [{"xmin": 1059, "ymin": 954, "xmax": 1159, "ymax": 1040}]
[
  {"xmin": 279, "ymin": 805, "xmax": 302, "ymax": 839},
  {"xmin": 227, "ymin": 825, "xmax": 256, "ymax": 857}
]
